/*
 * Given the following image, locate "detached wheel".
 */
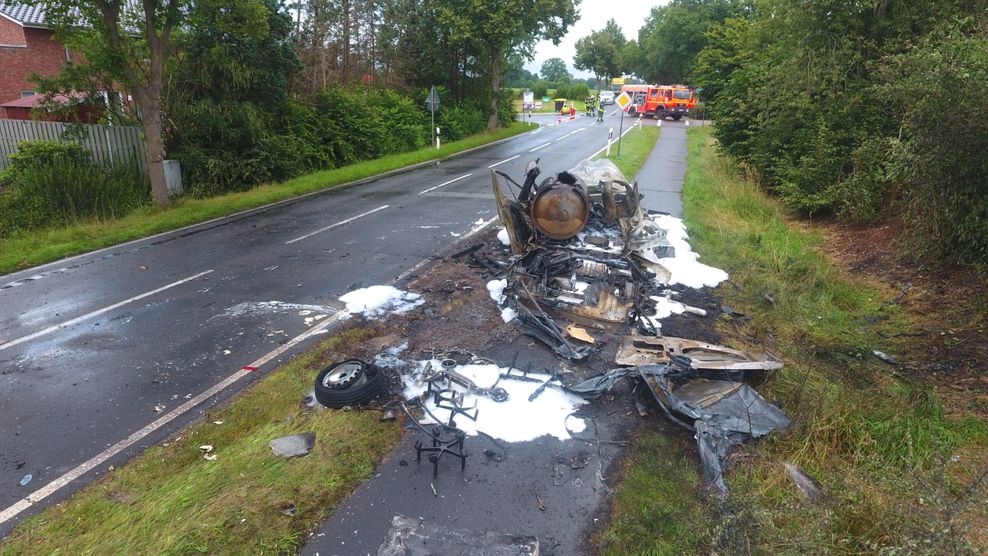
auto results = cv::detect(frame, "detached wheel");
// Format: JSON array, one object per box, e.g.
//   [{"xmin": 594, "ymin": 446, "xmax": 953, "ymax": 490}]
[
  {"xmin": 672, "ymin": 114, "xmax": 683, "ymax": 121},
  {"xmin": 314, "ymin": 360, "xmax": 384, "ymax": 408}
]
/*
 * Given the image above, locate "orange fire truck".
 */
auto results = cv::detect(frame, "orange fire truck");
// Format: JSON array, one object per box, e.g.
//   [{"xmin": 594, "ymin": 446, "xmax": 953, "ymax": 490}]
[{"xmin": 625, "ymin": 84, "xmax": 696, "ymax": 120}]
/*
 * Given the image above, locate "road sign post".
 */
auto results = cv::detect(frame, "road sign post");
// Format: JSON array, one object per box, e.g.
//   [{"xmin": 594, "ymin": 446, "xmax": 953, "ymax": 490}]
[
  {"xmin": 614, "ymin": 91, "xmax": 633, "ymax": 158},
  {"xmin": 426, "ymin": 86, "xmax": 441, "ymax": 148}
]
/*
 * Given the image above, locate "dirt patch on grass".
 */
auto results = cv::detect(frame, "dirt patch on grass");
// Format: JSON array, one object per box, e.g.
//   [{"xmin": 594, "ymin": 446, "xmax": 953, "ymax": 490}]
[{"xmin": 815, "ymin": 218, "xmax": 988, "ymax": 419}]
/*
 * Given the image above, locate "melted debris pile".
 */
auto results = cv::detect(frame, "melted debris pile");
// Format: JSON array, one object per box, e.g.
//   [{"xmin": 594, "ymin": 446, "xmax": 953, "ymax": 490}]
[{"xmin": 488, "ymin": 158, "xmax": 789, "ymax": 495}]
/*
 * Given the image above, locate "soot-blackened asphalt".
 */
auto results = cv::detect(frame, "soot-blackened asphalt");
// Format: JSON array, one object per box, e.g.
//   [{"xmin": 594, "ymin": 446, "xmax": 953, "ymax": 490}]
[
  {"xmin": 0, "ymin": 111, "xmax": 686, "ymax": 534},
  {"xmin": 303, "ymin": 117, "xmax": 693, "ymax": 556}
]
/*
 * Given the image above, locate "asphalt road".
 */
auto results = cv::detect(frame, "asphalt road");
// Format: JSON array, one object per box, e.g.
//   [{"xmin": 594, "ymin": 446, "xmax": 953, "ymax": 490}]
[{"xmin": 0, "ymin": 109, "xmax": 682, "ymax": 533}]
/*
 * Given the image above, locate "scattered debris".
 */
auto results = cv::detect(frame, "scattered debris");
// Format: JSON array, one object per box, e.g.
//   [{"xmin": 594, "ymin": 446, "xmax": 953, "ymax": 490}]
[
  {"xmin": 785, "ymin": 463, "xmax": 825, "ymax": 501},
  {"xmin": 565, "ymin": 324, "xmax": 596, "ymax": 344},
  {"xmin": 268, "ymin": 432, "xmax": 316, "ymax": 458},
  {"xmin": 402, "ymin": 355, "xmax": 587, "ymax": 443},
  {"xmin": 280, "ymin": 503, "xmax": 296, "ymax": 516},
  {"xmin": 377, "ymin": 515, "xmax": 539, "ymax": 555},
  {"xmin": 153, "ymin": 404, "xmax": 166, "ymax": 413},
  {"xmin": 19, "ymin": 474, "xmax": 31, "ymax": 486},
  {"xmin": 615, "ymin": 333, "xmax": 783, "ymax": 370},
  {"xmin": 380, "ymin": 409, "xmax": 396, "ymax": 421},
  {"xmin": 872, "ymin": 350, "xmax": 898, "ymax": 365}
]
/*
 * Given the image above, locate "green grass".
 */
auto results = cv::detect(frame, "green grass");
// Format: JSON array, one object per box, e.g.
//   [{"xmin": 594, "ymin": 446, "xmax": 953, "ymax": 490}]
[
  {"xmin": 0, "ymin": 325, "xmax": 402, "ymax": 555},
  {"xmin": 595, "ymin": 124, "xmax": 661, "ymax": 180},
  {"xmin": 0, "ymin": 122, "xmax": 535, "ymax": 275},
  {"xmin": 596, "ymin": 430, "xmax": 716, "ymax": 555},
  {"xmin": 602, "ymin": 126, "xmax": 988, "ymax": 554}
]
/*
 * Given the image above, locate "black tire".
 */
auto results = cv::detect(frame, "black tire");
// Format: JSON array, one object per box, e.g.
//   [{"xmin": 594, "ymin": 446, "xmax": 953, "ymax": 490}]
[
  {"xmin": 314, "ymin": 360, "xmax": 384, "ymax": 408},
  {"xmin": 672, "ymin": 114, "xmax": 682, "ymax": 121}
]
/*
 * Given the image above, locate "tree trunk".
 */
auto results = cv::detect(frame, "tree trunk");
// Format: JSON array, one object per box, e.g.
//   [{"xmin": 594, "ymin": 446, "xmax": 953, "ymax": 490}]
[
  {"xmin": 136, "ymin": 89, "xmax": 169, "ymax": 205},
  {"xmin": 487, "ymin": 44, "xmax": 501, "ymax": 131}
]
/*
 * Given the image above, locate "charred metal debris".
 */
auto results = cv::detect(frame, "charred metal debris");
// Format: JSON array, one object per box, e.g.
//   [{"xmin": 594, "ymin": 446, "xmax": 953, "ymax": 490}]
[{"xmin": 490, "ymin": 159, "xmax": 790, "ymax": 494}]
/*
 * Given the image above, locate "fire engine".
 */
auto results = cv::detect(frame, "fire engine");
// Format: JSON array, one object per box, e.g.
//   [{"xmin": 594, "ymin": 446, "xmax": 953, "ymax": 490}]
[{"xmin": 624, "ymin": 84, "xmax": 696, "ymax": 120}]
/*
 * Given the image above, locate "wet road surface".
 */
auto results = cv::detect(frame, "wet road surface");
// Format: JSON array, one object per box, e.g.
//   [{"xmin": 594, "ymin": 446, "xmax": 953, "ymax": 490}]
[{"xmin": 0, "ymin": 110, "xmax": 689, "ymax": 533}]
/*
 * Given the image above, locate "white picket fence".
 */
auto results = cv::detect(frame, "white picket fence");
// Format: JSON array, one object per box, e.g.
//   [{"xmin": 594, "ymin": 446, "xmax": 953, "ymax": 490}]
[{"xmin": 0, "ymin": 119, "xmax": 146, "ymax": 171}]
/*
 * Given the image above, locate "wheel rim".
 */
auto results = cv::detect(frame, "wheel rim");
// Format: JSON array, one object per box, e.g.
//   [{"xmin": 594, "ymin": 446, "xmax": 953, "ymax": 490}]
[{"xmin": 323, "ymin": 361, "xmax": 364, "ymax": 389}]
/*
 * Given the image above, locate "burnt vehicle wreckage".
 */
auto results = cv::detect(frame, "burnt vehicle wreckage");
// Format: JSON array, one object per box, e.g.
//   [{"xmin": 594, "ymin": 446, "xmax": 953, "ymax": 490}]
[
  {"xmin": 483, "ymin": 158, "xmax": 790, "ymax": 495},
  {"xmin": 312, "ymin": 158, "xmax": 789, "ymax": 498}
]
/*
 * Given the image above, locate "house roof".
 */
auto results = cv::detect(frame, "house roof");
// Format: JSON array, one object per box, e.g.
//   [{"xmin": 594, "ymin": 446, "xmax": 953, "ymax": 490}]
[
  {"xmin": 0, "ymin": 2, "xmax": 48, "ymax": 27},
  {"xmin": 0, "ymin": 92, "xmax": 83, "ymax": 108}
]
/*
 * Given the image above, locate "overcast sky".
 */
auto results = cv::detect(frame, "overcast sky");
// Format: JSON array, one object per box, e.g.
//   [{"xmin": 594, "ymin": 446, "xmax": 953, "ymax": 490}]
[{"xmin": 524, "ymin": 1, "xmax": 668, "ymax": 79}]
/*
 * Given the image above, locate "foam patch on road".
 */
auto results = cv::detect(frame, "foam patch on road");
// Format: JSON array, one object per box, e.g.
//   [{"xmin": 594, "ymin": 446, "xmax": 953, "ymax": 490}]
[
  {"xmin": 339, "ymin": 285, "xmax": 423, "ymax": 318},
  {"xmin": 652, "ymin": 214, "xmax": 728, "ymax": 288},
  {"xmin": 404, "ymin": 361, "xmax": 587, "ymax": 443}
]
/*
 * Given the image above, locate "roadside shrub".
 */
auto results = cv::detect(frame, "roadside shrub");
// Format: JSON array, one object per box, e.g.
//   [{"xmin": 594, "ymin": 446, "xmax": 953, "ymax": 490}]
[
  {"xmin": 169, "ymin": 99, "xmax": 283, "ymax": 196},
  {"xmin": 569, "ymin": 83, "xmax": 590, "ymax": 100},
  {"xmin": 0, "ymin": 142, "xmax": 148, "ymax": 236},
  {"xmin": 438, "ymin": 104, "xmax": 485, "ymax": 141},
  {"xmin": 553, "ymin": 85, "xmax": 570, "ymax": 99},
  {"xmin": 497, "ymin": 88, "xmax": 517, "ymax": 128},
  {"xmin": 0, "ymin": 184, "xmax": 46, "ymax": 236},
  {"xmin": 365, "ymin": 89, "xmax": 427, "ymax": 153},
  {"xmin": 533, "ymin": 80, "xmax": 549, "ymax": 99},
  {"xmin": 4, "ymin": 140, "xmax": 92, "ymax": 187}
]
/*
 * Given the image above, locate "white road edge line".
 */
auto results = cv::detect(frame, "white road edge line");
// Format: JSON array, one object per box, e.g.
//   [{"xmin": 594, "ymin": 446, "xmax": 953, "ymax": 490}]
[
  {"xmin": 418, "ymin": 173, "xmax": 473, "ymax": 196},
  {"xmin": 487, "ymin": 155, "xmax": 520, "ymax": 168},
  {"xmin": 0, "ymin": 270, "xmax": 214, "ymax": 353},
  {"xmin": 529, "ymin": 142, "xmax": 551, "ymax": 153},
  {"xmin": 0, "ymin": 309, "xmax": 347, "ymax": 527},
  {"xmin": 285, "ymin": 205, "xmax": 390, "ymax": 245},
  {"xmin": 0, "ymin": 215, "xmax": 504, "ymax": 527},
  {"xmin": 398, "ymin": 216, "xmax": 499, "ymax": 285}
]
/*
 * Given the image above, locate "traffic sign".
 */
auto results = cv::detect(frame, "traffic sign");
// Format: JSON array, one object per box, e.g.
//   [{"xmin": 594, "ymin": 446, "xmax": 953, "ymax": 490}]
[
  {"xmin": 615, "ymin": 91, "xmax": 632, "ymax": 111},
  {"xmin": 425, "ymin": 86, "xmax": 440, "ymax": 110}
]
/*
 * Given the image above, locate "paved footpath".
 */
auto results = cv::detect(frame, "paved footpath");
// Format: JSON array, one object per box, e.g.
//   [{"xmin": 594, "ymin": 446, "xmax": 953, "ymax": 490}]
[
  {"xmin": 301, "ymin": 119, "xmax": 692, "ymax": 556},
  {"xmin": 633, "ymin": 119, "xmax": 692, "ymax": 217}
]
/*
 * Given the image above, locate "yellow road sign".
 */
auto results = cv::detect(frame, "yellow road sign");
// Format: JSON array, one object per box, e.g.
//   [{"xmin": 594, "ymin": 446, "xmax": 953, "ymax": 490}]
[{"xmin": 615, "ymin": 91, "xmax": 632, "ymax": 110}]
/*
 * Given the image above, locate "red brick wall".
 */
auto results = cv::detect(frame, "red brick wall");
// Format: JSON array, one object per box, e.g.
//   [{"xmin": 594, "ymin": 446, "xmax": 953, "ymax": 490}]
[
  {"xmin": 0, "ymin": 26, "xmax": 68, "ymax": 103},
  {"xmin": 0, "ymin": 16, "xmax": 26, "ymax": 46}
]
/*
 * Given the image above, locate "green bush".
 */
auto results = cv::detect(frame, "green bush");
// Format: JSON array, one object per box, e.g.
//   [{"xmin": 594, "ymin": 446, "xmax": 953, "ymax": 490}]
[
  {"xmin": 569, "ymin": 83, "xmax": 590, "ymax": 100},
  {"xmin": 533, "ymin": 80, "xmax": 549, "ymax": 99},
  {"xmin": 438, "ymin": 104, "xmax": 486, "ymax": 141},
  {"xmin": 0, "ymin": 141, "xmax": 148, "ymax": 236}
]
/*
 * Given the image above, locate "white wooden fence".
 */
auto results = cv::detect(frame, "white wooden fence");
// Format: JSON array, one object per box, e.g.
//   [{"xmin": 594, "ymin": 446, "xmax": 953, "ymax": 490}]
[{"xmin": 0, "ymin": 119, "xmax": 146, "ymax": 171}]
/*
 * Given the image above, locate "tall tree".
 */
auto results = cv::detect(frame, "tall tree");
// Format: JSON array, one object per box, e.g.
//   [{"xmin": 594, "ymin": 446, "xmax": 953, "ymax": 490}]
[
  {"xmin": 630, "ymin": 0, "xmax": 739, "ymax": 83},
  {"xmin": 573, "ymin": 19, "xmax": 626, "ymax": 89},
  {"xmin": 34, "ymin": 0, "xmax": 187, "ymax": 205},
  {"xmin": 434, "ymin": 0, "xmax": 579, "ymax": 130},
  {"xmin": 540, "ymin": 57, "xmax": 572, "ymax": 84}
]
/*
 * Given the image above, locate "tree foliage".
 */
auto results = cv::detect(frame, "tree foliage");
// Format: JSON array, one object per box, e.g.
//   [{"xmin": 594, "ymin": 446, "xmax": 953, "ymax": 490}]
[
  {"xmin": 433, "ymin": 0, "xmax": 578, "ymax": 129},
  {"xmin": 698, "ymin": 0, "xmax": 988, "ymax": 263},
  {"xmin": 30, "ymin": 0, "xmax": 186, "ymax": 204},
  {"xmin": 540, "ymin": 57, "xmax": 572, "ymax": 85},
  {"xmin": 573, "ymin": 19, "xmax": 626, "ymax": 88},
  {"xmin": 628, "ymin": 0, "xmax": 740, "ymax": 84}
]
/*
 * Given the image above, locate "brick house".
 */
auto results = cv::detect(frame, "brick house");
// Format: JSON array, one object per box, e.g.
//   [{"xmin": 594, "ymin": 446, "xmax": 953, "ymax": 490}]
[{"xmin": 0, "ymin": 3, "xmax": 73, "ymax": 104}]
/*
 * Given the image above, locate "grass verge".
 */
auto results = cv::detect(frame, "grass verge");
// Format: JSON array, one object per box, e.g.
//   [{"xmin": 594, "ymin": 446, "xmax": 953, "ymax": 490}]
[
  {"xmin": 0, "ymin": 122, "xmax": 535, "ymax": 275},
  {"xmin": 0, "ymin": 324, "xmax": 401, "ymax": 555},
  {"xmin": 595, "ymin": 123, "xmax": 660, "ymax": 179},
  {"xmin": 600, "ymin": 126, "xmax": 988, "ymax": 553}
]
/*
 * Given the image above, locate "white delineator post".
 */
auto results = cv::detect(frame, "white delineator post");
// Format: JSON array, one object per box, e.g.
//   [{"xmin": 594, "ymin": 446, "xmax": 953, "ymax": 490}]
[{"xmin": 436, "ymin": 127, "xmax": 441, "ymax": 149}]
